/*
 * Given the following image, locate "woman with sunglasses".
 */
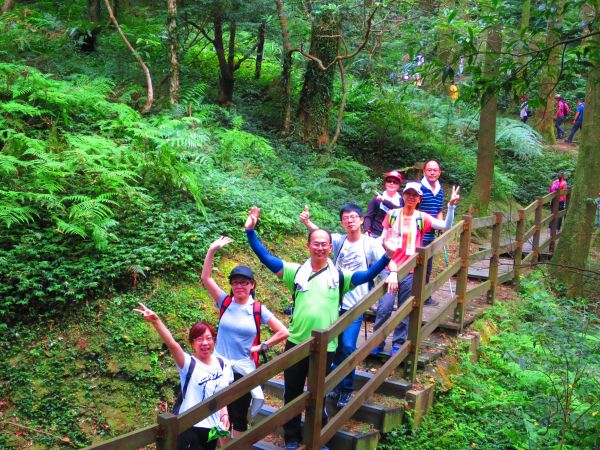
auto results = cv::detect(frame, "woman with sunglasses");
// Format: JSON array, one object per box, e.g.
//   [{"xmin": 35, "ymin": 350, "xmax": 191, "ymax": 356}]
[
  {"xmin": 364, "ymin": 170, "xmax": 403, "ymax": 238},
  {"xmin": 133, "ymin": 304, "xmax": 231, "ymax": 449},
  {"xmin": 201, "ymin": 236, "xmax": 289, "ymax": 440}
]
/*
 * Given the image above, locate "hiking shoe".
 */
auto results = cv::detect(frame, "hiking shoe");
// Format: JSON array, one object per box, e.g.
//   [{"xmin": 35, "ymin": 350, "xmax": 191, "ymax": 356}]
[
  {"xmin": 336, "ymin": 391, "xmax": 352, "ymax": 409},
  {"xmin": 424, "ymin": 298, "xmax": 440, "ymax": 307},
  {"xmin": 391, "ymin": 345, "xmax": 401, "ymax": 355},
  {"xmin": 327, "ymin": 389, "xmax": 340, "ymax": 401},
  {"xmin": 285, "ymin": 442, "xmax": 300, "ymax": 450}
]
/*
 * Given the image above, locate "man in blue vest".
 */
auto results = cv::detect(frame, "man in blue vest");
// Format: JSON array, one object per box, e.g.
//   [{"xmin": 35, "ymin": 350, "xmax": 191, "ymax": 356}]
[
  {"xmin": 565, "ymin": 98, "xmax": 584, "ymax": 143},
  {"xmin": 420, "ymin": 160, "xmax": 444, "ymax": 306}
]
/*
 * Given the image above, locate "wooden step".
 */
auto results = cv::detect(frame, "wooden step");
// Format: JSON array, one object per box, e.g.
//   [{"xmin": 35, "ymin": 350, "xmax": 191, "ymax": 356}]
[
  {"xmin": 255, "ymin": 405, "xmax": 380, "ymax": 450},
  {"xmin": 263, "ymin": 378, "xmax": 405, "ymax": 433}
]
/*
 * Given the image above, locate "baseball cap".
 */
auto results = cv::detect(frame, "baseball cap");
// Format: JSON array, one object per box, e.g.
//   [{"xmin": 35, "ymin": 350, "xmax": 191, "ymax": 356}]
[
  {"xmin": 384, "ymin": 170, "xmax": 402, "ymax": 182},
  {"xmin": 555, "ymin": 93, "xmax": 561, "ymax": 98},
  {"xmin": 403, "ymin": 182, "xmax": 423, "ymax": 195},
  {"xmin": 229, "ymin": 265, "xmax": 255, "ymax": 281}
]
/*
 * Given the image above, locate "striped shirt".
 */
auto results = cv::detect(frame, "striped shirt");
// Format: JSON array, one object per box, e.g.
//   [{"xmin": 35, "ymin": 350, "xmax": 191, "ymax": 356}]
[{"xmin": 420, "ymin": 178, "xmax": 444, "ymax": 245}]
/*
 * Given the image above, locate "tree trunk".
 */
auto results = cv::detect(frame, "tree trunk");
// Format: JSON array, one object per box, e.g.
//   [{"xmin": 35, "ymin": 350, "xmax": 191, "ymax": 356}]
[
  {"xmin": 534, "ymin": 0, "xmax": 564, "ymax": 143},
  {"xmin": 213, "ymin": 17, "xmax": 235, "ymax": 105},
  {"xmin": 167, "ymin": 0, "xmax": 180, "ymax": 104},
  {"xmin": 550, "ymin": 9, "xmax": 600, "ymax": 297},
  {"xmin": 255, "ymin": 21, "xmax": 265, "ymax": 79},
  {"xmin": 87, "ymin": 0, "xmax": 101, "ymax": 22},
  {"xmin": 471, "ymin": 26, "xmax": 502, "ymax": 216},
  {"xmin": 275, "ymin": 0, "xmax": 293, "ymax": 131},
  {"xmin": 297, "ymin": 16, "xmax": 340, "ymax": 148},
  {"xmin": 1, "ymin": 0, "xmax": 17, "ymax": 13},
  {"xmin": 103, "ymin": 0, "xmax": 153, "ymax": 113}
]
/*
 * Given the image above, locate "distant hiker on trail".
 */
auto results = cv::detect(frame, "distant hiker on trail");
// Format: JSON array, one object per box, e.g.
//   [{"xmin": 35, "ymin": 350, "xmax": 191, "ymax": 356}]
[
  {"xmin": 520, "ymin": 95, "xmax": 530, "ymax": 123},
  {"xmin": 549, "ymin": 171, "xmax": 568, "ymax": 231},
  {"xmin": 201, "ymin": 237, "xmax": 289, "ymax": 440},
  {"xmin": 299, "ymin": 203, "xmax": 385, "ymax": 409},
  {"xmin": 566, "ymin": 98, "xmax": 584, "ymax": 143},
  {"xmin": 458, "ymin": 55, "xmax": 465, "ymax": 80},
  {"xmin": 364, "ymin": 170, "xmax": 403, "ymax": 238},
  {"xmin": 371, "ymin": 183, "xmax": 460, "ymax": 356},
  {"xmin": 244, "ymin": 206, "xmax": 396, "ymax": 450},
  {"xmin": 554, "ymin": 94, "xmax": 570, "ymax": 139},
  {"xmin": 133, "ymin": 306, "xmax": 232, "ymax": 450},
  {"xmin": 449, "ymin": 81, "xmax": 459, "ymax": 103}
]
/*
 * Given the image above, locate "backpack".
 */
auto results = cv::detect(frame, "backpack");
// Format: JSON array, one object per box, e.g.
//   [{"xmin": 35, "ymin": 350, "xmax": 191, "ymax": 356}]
[
  {"xmin": 173, "ymin": 356, "xmax": 224, "ymax": 414},
  {"xmin": 219, "ymin": 296, "xmax": 262, "ymax": 367},
  {"xmin": 564, "ymin": 102, "xmax": 571, "ymax": 115},
  {"xmin": 289, "ymin": 266, "xmax": 344, "ymax": 321}
]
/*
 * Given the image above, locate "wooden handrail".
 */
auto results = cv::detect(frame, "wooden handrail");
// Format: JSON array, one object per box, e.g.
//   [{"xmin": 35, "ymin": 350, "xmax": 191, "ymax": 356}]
[{"xmin": 88, "ymin": 190, "xmax": 572, "ymax": 450}]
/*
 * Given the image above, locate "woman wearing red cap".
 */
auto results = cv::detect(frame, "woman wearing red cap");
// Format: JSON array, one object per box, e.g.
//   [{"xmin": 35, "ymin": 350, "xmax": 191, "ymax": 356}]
[
  {"xmin": 201, "ymin": 237, "xmax": 289, "ymax": 441},
  {"xmin": 364, "ymin": 170, "xmax": 403, "ymax": 238}
]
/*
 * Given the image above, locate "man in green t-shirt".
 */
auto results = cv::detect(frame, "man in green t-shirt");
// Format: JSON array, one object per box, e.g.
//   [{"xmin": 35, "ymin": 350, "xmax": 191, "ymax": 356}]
[{"xmin": 245, "ymin": 207, "xmax": 394, "ymax": 450}]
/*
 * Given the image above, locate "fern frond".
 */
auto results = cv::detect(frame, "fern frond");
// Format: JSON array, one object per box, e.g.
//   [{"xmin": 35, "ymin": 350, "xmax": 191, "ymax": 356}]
[
  {"xmin": 0, "ymin": 203, "xmax": 37, "ymax": 227},
  {"xmin": 55, "ymin": 218, "xmax": 87, "ymax": 238}
]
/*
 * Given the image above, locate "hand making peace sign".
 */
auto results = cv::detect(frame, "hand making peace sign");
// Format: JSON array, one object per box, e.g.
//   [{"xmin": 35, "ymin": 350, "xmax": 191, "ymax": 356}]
[{"xmin": 449, "ymin": 186, "xmax": 460, "ymax": 206}]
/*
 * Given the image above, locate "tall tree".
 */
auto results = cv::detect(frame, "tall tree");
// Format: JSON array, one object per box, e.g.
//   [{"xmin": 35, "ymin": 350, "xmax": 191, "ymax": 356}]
[
  {"xmin": 167, "ymin": 0, "xmax": 180, "ymax": 104},
  {"xmin": 1, "ymin": 0, "xmax": 16, "ymax": 13},
  {"xmin": 534, "ymin": 0, "xmax": 565, "ymax": 143},
  {"xmin": 88, "ymin": 0, "xmax": 101, "ymax": 23},
  {"xmin": 550, "ymin": 1, "xmax": 600, "ymax": 296},
  {"xmin": 255, "ymin": 21, "xmax": 265, "ymax": 79},
  {"xmin": 103, "ymin": 0, "xmax": 154, "ymax": 113},
  {"xmin": 296, "ymin": 13, "xmax": 340, "ymax": 147},
  {"xmin": 470, "ymin": 24, "xmax": 502, "ymax": 216}
]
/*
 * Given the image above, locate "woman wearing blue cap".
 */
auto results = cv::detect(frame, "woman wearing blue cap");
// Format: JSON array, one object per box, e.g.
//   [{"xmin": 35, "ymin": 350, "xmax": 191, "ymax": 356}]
[{"xmin": 201, "ymin": 237, "xmax": 289, "ymax": 441}]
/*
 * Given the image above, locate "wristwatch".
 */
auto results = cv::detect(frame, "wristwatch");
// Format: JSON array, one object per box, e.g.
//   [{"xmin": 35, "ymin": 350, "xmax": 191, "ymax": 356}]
[{"xmin": 260, "ymin": 342, "xmax": 269, "ymax": 353}]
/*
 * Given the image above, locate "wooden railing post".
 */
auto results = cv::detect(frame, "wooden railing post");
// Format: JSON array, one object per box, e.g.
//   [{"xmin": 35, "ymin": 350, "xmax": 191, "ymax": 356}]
[
  {"xmin": 304, "ymin": 329, "xmax": 329, "ymax": 449},
  {"xmin": 404, "ymin": 246, "xmax": 429, "ymax": 382},
  {"xmin": 549, "ymin": 193, "xmax": 559, "ymax": 253},
  {"xmin": 532, "ymin": 197, "xmax": 543, "ymax": 263},
  {"xmin": 454, "ymin": 215, "xmax": 471, "ymax": 330},
  {"xmin": 513, "ymin": 210, "xmax": 525, "ymax": 290},
  {"xmin": 156, "ymin": 413, "xmax": 179, "ymax": 450},
  {"xmin": 487, "ymin": 212, "xmax": 503, "ymax": 304}
]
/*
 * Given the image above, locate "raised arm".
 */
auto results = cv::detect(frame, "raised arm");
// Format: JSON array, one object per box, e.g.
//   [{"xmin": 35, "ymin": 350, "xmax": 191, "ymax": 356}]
[
  {"xmin": 299, "ymin": 205, "xmax": 319, "ymax": 232},
  {"xmin": 431, "ymin": 186, "xmax": 460, "ymax": 230},
  {"xmin": 245, "ymin": 207, "xmax": 284, "ymax": 278},
  {"xmin": 201, "ymin": 236, "xmax": 232, "ymax": 301},
  {"xmin": 350, "ymin": 239, "xmax": 396, "ymax": 287},
  {"xmin": 133, "ymin": 303, "xmax": 185, "ymax": 368}
]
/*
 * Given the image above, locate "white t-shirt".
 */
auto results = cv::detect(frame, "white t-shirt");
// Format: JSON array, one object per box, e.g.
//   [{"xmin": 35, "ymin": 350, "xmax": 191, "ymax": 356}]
[
  {"xmin": 178, "ymin": 353, "xmax": 234, "ymax": 428},
  {"xmin": 332, "ymin": 234, "xmax": 385, "ymax": 310}
]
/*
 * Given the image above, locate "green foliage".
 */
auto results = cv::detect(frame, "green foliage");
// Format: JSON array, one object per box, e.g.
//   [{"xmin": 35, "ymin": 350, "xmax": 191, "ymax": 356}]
[{"xmin": 382, "ymin": 272, "xmax": 600, "ymax": 449}]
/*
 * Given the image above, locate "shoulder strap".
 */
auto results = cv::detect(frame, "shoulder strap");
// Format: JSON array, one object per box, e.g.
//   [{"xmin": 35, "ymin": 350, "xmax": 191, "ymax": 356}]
[
  {"xmin": 219, "ymin": 295, "xmax": 233, "ymax": 319},
  {"xmin": 181, "ymin": 357, "xmax": 196, "ymax": 396},
  {"xmin": 215, "ymin": 355, "xmax": 224, "ymax": 370},
  {"xmin": 338, "ymin": 268, "xmax": 344, "ymax": 306},
  {"xmin": 333, "ymin": 235, "xmax": 347, "ymax": 265},
  {"xmin": 251, "ymin": 301, "xmax": 261, "ymax": 367}
]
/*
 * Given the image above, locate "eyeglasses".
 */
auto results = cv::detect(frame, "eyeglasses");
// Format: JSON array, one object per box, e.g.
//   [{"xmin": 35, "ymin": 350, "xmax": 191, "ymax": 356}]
[
  {"xmin": 310, "ymin": 242, "xmax": 330, "ymax": 249},
  {"xmin": 425, "ymin": 168, "xmax": 440, "ymax": 173},
  {"xmin": 231, "ymin": 280, "xmax": 251, "ymax": 287},
  {"xmin": 341, "ymin": 214, "xmax": 361, "ymax": 222},
  {"xmin": 194, "ymin": 336, "xmax": 214, "ymax": 343},
  {"xmin": 385, "ymin": 178, "xmax": 401, "ymax": 184}
]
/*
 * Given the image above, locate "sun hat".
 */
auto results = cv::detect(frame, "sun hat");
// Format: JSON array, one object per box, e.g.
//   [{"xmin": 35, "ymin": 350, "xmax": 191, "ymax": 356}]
[
  {"xmin": 403, "ymin": 182, "xmax": 423, "ymax": 195},
  {"xmin": 229, "ymin": 265, "xmax": 255, "ymax": 281},
  {"xmin": 384, "ymin": 170, "xmax": 402, "ymax": 182}
]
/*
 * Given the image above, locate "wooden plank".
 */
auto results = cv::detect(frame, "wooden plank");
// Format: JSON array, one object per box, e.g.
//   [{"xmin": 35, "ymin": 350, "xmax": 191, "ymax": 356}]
[
  {"xmin": 469, "ymin": 248, "xmax": 493, "ymax": 263},
  {"xmin": 522, "ymin": 200, "xmax": 538, "ymax": 216},
  {"xmin": 497, "ymin": 271, "xmax": 514, "ymax": 284},
  {"xmin": 421, "ymin": 298, "xmax": 457, "ymax": 339},
  {"xmin": 471, "ymin": 215, "xmax": 496, "ymax": 229},
  {"xmin": 85, "ymin": 424, "xmax": 159, "ymax": 450},
  {"xmin": 466, "ymin": 280, "xmax": 491, "ymax": 301},
  {"xmin": 423, "ymin": 260, "xmax": 460, "ymax": 299},
  {"xmin": 426, "ymin": 221, "xmax": 463, "ymax": 255}
]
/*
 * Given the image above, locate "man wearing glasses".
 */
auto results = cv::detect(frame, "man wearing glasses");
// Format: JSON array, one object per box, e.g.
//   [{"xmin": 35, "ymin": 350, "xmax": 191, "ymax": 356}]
[
  {"xmin": 299, "ymin": 204, "xmax": 384, "ymax": 409},
  {"xmin": 244, "ymin": 207, "xmax": 394, "ymax": 450},
  {"xmin": 420, "ymin": 160, "xmax": 445, "ymax": 306}
]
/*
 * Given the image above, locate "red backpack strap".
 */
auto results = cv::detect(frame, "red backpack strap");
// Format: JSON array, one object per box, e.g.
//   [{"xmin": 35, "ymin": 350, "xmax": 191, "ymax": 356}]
[
  {"xmin": 252, "ymin": 301, "xmax": 262, "ymax": 367},
  {"xmin": 219, "ymin": 295, "xmax": 233, "ymax": 320}
]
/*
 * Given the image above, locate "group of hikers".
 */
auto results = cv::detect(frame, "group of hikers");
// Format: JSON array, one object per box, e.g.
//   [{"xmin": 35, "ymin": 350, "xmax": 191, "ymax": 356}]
[
  {"xmin": 135, "ymin": 160, "xmax": 461, "ymax": 450},
  {"xmin": 519, "ymin": 93, "xmax": 585, "ymax": 144}
]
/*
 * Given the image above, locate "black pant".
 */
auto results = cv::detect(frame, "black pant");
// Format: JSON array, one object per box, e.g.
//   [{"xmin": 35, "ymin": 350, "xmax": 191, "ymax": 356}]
[
  {"xmin": 177, "ymin": 427, "xmax": 217, "ymax": 450},
  {"xmin": 228, "ymin": 371, "xmax": 252, "ymax": 432},
  {"xmin": 283, "ymin": 340, "xmax": 334, "ymax": 444}
]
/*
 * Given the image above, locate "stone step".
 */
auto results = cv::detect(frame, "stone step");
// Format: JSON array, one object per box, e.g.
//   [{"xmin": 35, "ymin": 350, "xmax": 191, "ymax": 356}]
[
  {"xmin": 256, "ymin": 405, "xmax": 380, "ymax": 450},
  {"xmin": 263, "ymin": 377, "xmax": 405, "ymax": 434}
]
